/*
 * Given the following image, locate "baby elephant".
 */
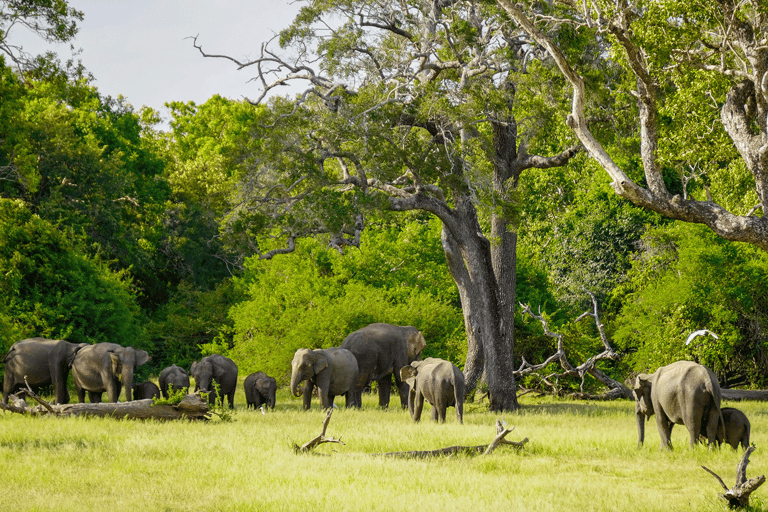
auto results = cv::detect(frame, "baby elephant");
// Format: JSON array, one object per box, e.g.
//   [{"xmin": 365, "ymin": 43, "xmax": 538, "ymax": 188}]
[
  {"xmin": 133, "ymin": 381, "xmax": 161, "ymax": 400},
  {"xmin": 400, "ymin": 357, "xmax": 465, "ymax": 424},
  {"xmin": 713, "ymin": 407, "xmax": 751, "ymax": 449},
  {"xmin": 244, "ymin": 371, "xmax": 277, "ymax": 410}
]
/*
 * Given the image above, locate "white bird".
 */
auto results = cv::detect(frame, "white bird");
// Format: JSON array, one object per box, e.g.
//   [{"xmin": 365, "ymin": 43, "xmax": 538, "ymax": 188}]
[
  {"xmin": 685, "ymin": 329, "xmax": 720, "ymax": 345},
  {"xmin": 260, "ymin": 406, "xmax": 265, "ymax": 415}
]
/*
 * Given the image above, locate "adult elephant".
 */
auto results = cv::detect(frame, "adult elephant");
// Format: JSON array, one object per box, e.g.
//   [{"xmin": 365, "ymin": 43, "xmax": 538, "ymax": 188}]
[
  {"xmin": 71, "ymin": 343, "xmax": 150, "ymax": 403},
  {"xmin": 190, "ymin": 354, "xmax": 238, "ymax": 409},
  {"xmin": 340, "ymin": 323, "xmax": 426, "ymax": 408},
  {"xmin": 244, "ymin": 371, "xmax": 277, "ymax": 410},
  {"xmin": 158, "ymin": 364, "xmax": 191, "ymax": 398},
  {"xmin": 633, "ymin": 360, "xmax": 724, "ymax": 450},
  {"xmin": 290, "ymin": 348, "xmax": 358, "ymax": 410},
  {"xmin": 3, "ymin": 338, "xmax": 88, "ymax": 404},
  {"xmin": 133, "ymin": 381, "xmax": 161, "ymax": 400},
  {"xmin": 400, "ymin": 357, "xmax": 465, "ymax": 424}
]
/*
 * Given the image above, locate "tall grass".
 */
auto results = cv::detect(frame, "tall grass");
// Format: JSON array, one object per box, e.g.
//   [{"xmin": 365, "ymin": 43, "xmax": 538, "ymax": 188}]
[{"xmin": 0, "ymin": 388, "xmax": 765, "ymax": 512}]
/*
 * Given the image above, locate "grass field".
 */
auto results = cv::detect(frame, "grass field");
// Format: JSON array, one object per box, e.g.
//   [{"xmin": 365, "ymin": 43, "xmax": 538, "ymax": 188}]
[{"xmin": 0, "ymin": 385, "xmax": 765, "ymax": 512}]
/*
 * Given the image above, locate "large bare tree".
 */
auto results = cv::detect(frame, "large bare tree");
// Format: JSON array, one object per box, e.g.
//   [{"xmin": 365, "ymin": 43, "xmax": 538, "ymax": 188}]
[
  {"xmin": 195, "ymin": 0, "xmax": 580, "ymax": 411},
  {"xmin": 498, "ymin": 0, "xmax": 768, "ymax": 250}
]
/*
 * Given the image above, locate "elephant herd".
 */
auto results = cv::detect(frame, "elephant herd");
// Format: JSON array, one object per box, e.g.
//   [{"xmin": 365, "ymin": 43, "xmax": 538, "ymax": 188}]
[
  {"xmin": 287, "ymin": 323, "xmax": 465, "ymax": 423},
  {"xmin": 0, "ymin": 323, "xmax": 465, "ymax": 424},
  {"xmin": 1, "ymin": 334, "xmax": 753, "ymax": 446}
]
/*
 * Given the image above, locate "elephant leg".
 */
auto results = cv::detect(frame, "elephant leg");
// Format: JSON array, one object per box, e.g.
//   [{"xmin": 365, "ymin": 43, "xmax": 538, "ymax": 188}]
[
  {"xmin": 227, "ymin": 390, "xmax": 235, "ymax": 409},
  {"xmin": 76, "ymin": 386, "xmax": 86, "ymax": 403},
  {"xmin": 656, "ymin": 414, "xmax": 673, "ymax": 450},
  {"xmin": 88, "ymin": 391, "xmax": 102, "ymax": 403},
  {"xmin": 430, "ymin": 405, "xmax": 439, "ymax": 422},
  {"xmin": 377, "ymin": 376, "xmax": 391, "ymax": 408},
  {"xmin": 412, "ymin": 391, "xmax": 424, "ymax": 422},
  {"xmin": 704, "ymin": 406, "xmax": 721, "ymax": 447}
]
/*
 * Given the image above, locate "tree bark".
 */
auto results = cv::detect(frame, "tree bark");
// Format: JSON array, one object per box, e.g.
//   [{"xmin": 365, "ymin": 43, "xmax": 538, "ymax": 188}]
[{"xmin": 1, "ymin": 394, "xmax": 211, "ymax": 420}]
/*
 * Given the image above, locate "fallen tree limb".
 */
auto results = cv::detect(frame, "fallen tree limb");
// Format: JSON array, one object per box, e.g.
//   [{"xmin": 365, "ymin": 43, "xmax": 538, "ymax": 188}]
[
  {"xmin": 382, "ymin": 419, "xmax": 529, "ymax": 458},
  {"xmin": 702, "ymin": 445, "xmax": 765, "ymax": 508},
  {"xmin": 293, "ymin": 409, "xmax": 345, "ymax": 453},
  {"xmin": 517, "ymin": 290, "xmax": 633, "ymax": 399},
  {"xmin": 721, "ymin": 389, "xmax": 768, "ymax": 401},
  {"xmin": 1, "ymin": 389, "xmax": 210, "ymax": 421}
]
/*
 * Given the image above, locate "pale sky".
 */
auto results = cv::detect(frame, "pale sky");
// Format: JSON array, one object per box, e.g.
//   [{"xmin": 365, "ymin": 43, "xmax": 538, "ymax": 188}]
[{"xmin": 11, "ymin": 0, "xmax": 302, "ymax": 124}]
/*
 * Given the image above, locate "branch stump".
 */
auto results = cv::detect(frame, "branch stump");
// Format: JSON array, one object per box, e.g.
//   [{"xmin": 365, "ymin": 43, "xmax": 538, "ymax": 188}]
[{"xmin": 702, "ymin": 446, "xmax": 765, "ymax": 508}]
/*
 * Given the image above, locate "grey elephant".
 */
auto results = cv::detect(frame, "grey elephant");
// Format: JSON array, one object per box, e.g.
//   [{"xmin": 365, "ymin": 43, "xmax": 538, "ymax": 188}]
[
  {"xmin": 633, "ymin": 360, "xmax": 723, "ymax": 450},
  {"xmin": 158, "ymin": 364, "xmax": 190, "ymax": 398},
  {"xmin": 702, "ymin": 407, "xmax": 750, "ymax": 450},
  {"xmin": 3, "ymin": 338, "xmax": 88, "ymax": 404},
  {"xmin": 340, "ymin": 323, "xmax": 426, "ymax": 408},
  {"xmin": 71, "ymin": 343, "xmax": 151, "ymax": 403},
  {"xmin": 400, "ymin": 358, "xmax": 465, "ymax": 424},
  {"xmin": 290, "ymin": 348, "xmax": 359, "ymax": 410},
  {"xmin": 244, "ymin": 371, "xmax": 277, "ymax": 410},
  {"xmin": 133, "ymin": 381, "xmax": 161, "ymax": 400},
  {"xmin": 190, "ymin": 354, "xmax": 238, "ymax": 409}
]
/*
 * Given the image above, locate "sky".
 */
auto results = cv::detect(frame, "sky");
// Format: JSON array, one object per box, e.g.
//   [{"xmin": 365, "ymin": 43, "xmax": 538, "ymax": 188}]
[{"xmin": 11, "ymin": 0, "xmax": 302, "ymax": 123}]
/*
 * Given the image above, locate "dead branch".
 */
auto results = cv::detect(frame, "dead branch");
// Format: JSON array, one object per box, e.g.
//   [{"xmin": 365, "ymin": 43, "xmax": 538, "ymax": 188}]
[
  {"xmin": 0, "ymin": 393, "xmax": 211, "ymax": 421},
  {"xmin": 702, "ymin": 446, "xmax": 766, "ymax": 508},
  {"xmin": 382, "ymin": 419, "xmax": 529, "ymax": 458},
  {"xmin": 517, "ymin": 290, "xmax": 632, "ymax": 399},
  {"xmin": 293, "ymin": 409, "xmax": 345, "ymax": 453}
]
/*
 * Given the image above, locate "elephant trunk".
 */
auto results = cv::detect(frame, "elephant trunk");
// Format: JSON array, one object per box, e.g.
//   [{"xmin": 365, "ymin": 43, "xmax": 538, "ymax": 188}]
[
  {"xmin": 290, "ymin": 371, "xmax": 303, "ymax": 397},
  {"xmin": 123, "ymin": 367, "xmax": 135, "ymax": 401},
  {"xmin": 636, "ymin": 411, "xmax": 645, "ymax": 447}
]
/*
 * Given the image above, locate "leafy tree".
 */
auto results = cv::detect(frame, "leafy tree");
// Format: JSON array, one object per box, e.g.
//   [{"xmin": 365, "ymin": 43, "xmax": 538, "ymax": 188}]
[
  {"xmin": 0, "ymin": 198, "xmax": 146, "ymax": 354},
  {"xmin": 0, "ymin": 0, "xmax": 83, "ymax": 74},
  {"xmin": 227, "ymin": 223, "xmax": 466, "ymax": 383},
  {"xmin": 500, "ymin": 0, "xmax": 768, "ymax": 251},
  {"xmin": 609, "ymin": 223, "xmax": 768, "ymax": 387},
  {"xmin": 195, "ymin": 0, "xmax": 586, "ymax": 410}
]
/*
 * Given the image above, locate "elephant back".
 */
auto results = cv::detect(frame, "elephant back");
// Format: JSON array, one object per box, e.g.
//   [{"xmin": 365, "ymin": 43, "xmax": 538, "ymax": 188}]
[{"xmin": 341, "ymin": 323, "xmax": 424, "ymax": 382}]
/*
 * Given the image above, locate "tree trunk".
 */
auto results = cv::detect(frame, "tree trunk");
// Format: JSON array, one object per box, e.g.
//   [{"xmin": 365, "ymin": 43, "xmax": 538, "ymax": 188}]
[{"xmin": 1, "ymin": 395, "xmax": 211, "ymax": 420}]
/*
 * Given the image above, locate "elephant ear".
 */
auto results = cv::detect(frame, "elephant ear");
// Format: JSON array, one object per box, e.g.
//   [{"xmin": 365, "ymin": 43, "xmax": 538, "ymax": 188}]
[
  {"xmin": 407, "ymin": 330, "xmax": 427, "ymax": 360},
  {"xmin": 134, "ymin": 349, "xmax": 150, "ymax": 366},
  {"xmin": 109, "ymin": 351, "xmax": 122, "ymax": 376},
  {"xmin": 400, "ymin": 365, "xmax": 417, "ymax": 384},
  {"xmin": 313, "ymin": 354, "xmax": 328, "ymax": 374}
]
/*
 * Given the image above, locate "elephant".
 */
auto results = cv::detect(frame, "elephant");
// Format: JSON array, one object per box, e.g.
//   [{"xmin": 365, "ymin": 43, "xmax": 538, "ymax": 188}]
[
  {"xmin": 340, "ymin": 323, "xmax": 426, "ymax": 408},
  {"xmin": 633, "ymin": 360, "xmax": 724, "ymax": 450},
  {"xmin": 133, "ymin": 381, "xmax": 161, "ymax": 400},
  {"xmin": 158, "ymin": 364, "xmax": 191, "ymax": 398},
  {"xmin": 290, "ymin": 347, "xmax": 359, "ymax": 410},
  {"xmin": 400, "ymin": 357, "xmax": 465, "ymax": 424},
  {"xmin": 244, "ymin": 371, "xmax": 277, "ymax": 410},
  {"xmin": 190, "ymin": 354, "xmax": 238, "ymax": 409},
  {"xmin": 701, "ymin": 407, "xmax": 750, "ymax": 450},
  {"xmin": 3, "ymin": 338, "xmax": 88, "ymax": 404},
  {"xmin": 71, "ymin": 343, "xmax": 150, "ymax": 403}
]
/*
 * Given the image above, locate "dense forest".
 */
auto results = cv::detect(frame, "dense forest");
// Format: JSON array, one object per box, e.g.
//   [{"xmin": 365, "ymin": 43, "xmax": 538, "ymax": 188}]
[{"xmin": 2, "ymin": 1, "xmax": 768, "ymax": 411}]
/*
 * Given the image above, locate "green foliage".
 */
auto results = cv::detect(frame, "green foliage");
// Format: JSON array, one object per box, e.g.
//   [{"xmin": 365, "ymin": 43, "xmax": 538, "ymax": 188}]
[
  {"xmin": 145, "ymin": 280, "xmax": 245, "ymax": 372},
  {"xmin": 608, "ymin": 222, "xmax": 768, "ymax": 386},
  {"xmin": 0, "ymin": 198, "xmax": 146, "ymax": 353},
  {"xmin": 227, "ymin": 220, "xmax": 466, "ymax": 383},
  {"xmin": 151, "ymin": 386, "xmax": 186, "ymax": 406}
]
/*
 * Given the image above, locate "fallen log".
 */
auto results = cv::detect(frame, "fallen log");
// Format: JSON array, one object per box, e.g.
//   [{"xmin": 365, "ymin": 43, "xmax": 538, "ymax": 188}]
[
  {"xmin": 383, "ymin": 419, "xmax": 529, "ymax": 458},
  {"xmin": 721, "ymin": 389, "xmax": 768, "ymax": 401},
  {"xmin": 702, "ymin": 445, "xmax": 765, "ymax": 508},
  {"xmin": 1, "ymin": 388, "xmax": 210, "ymax": 421}
]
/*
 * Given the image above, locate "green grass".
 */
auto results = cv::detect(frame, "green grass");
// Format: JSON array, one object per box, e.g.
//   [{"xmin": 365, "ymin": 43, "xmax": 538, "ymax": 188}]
[{"xmin": 1, "ymin": 387, "xmax": 766, "ymax": 512}]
